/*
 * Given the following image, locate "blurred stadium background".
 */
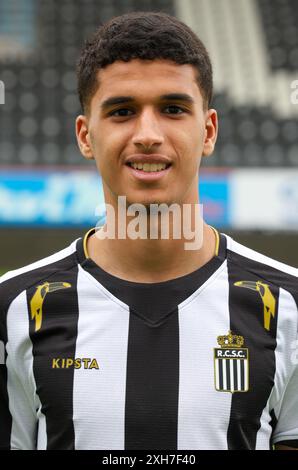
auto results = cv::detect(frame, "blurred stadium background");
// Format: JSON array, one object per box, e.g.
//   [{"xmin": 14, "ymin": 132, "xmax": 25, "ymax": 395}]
[{"xmin": 0, "ymin": 0, "xmax": 297, "ymax": 274}]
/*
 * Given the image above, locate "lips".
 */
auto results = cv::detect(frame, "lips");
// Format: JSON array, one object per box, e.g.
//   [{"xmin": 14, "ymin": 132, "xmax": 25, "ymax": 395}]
[
  {"xmin": 126, "ymin": 162, "xmax": 171, "ymax": 170},
  {"xmin": 125, "ymin": 161, "xmax": 172, "ymax": 181},
  {"xmin": 124, "ymin": 154, "xmax": 172, "ymax": 166}
]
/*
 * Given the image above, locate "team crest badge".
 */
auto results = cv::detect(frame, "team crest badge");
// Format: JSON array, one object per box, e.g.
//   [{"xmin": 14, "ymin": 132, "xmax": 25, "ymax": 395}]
[{"xmin": 214, "ymin": 331, "xmax": 249, "ymax": 393}]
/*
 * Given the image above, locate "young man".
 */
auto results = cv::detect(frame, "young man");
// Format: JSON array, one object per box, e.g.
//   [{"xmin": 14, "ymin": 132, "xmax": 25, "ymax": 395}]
[{"xmin": 0, "ymin": 12, "xmax": 297, "ymax": 450}]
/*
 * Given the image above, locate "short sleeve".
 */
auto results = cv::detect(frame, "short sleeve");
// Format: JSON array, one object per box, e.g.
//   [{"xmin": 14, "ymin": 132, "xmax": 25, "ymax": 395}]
[
  {"xmin": 0, "ymin": 276, "xmax": 38, "ymax": 450},
  {"xmin": 272, "ymin": 361, "xmax": 298, "ymax": 446}
]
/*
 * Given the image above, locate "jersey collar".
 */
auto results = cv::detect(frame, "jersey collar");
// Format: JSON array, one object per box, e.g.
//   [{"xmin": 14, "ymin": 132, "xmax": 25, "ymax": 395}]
[{"xmin": 76, "ymin": 225, "xmax": 227, "ymax": 272}]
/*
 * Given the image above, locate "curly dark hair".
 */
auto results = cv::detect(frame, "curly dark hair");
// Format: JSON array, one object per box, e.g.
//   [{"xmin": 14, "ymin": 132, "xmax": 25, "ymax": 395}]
[{"xmin": 77, "ymin": 11, "xmax": 213, "ymax": 114}]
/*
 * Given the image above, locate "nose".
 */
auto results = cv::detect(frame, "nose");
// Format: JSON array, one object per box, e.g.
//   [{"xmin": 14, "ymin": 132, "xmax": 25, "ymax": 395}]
[{"xmin": 132, "ymin": 108, "xmax": 164, "ymax": 150}]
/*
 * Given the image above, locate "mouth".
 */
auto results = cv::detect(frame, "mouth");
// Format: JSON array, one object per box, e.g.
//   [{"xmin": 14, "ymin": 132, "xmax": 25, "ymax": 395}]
[{"xmin": 125, "ymin": 161, "xmax": 172, "ymax": 181}]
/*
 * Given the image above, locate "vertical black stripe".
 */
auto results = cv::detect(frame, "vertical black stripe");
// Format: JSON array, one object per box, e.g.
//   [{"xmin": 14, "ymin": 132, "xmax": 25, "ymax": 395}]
[
  {"xmin": 26, "ymin": 262, "xmax": 79, "ymax": 449},
  {"xmin": 240, "ymin": 360, "xmax": 245, "ymax": 392},
  {"xmin": 226, "ymin": 360, "xmax": 231, "ymax": 391},
  {"xmin": 125, "ymin": 309, "xmax": 179, "ymax": 450},
  {"xmin": 227, "ymin": 255, "xmax": 279, "ymax": 449},
  {"xmin": 0, "ymin": 319, "xmax": 12, "ymax": 449},
  {"xmin": 233, "ymin": 360, "xmax": 238, "ymax": 391},
  {"xmin": 218, "ymin": 359, "xmax": 223, "ymax": 390}
]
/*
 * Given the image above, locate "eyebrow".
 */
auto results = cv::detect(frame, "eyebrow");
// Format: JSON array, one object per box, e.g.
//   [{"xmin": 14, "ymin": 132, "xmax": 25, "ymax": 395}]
[{"xmin": 100, "ymin": 93, "xmax": 195, "ymax": 110}]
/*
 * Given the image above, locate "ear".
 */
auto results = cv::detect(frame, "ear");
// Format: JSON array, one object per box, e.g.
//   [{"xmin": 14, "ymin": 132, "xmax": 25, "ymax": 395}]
[
  {"xmin": 202, "ymin": 109, "xmax": 218, "ymax": 157},
  {"xmin": 75, "ymin": 114, "xmax": 94, "ymax": 160}
]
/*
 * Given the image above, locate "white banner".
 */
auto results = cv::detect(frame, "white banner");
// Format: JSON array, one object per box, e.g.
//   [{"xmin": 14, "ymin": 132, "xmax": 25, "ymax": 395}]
[{"xmin": 230, "ymin": 169, "xmax": 298, "ymax": 230}]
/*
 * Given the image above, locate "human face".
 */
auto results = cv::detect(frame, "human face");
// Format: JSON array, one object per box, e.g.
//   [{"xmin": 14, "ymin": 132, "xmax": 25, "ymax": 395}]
[{"xmin": 76, "ymin": 58, "xmax": 218, "ymax": 208}]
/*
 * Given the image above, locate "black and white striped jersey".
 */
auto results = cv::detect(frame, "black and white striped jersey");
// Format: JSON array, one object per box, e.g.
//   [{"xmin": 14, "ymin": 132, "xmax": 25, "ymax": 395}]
[{"xmin": 0, "ymin": 228, "xmax": 297, "ymax": 450}]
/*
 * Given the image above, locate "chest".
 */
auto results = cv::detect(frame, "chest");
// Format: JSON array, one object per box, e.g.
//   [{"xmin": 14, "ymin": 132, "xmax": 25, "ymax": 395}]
[{"xmin": 25, "ymin": 292, "xmax": 284, "ymax": 449}]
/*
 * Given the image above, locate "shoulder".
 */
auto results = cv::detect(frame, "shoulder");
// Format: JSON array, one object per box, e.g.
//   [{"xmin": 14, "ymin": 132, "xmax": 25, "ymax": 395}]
[
  {"xmin": 0, "ymin": 238, "xmax": 80, "ymax": 320},
  {"xmin": 224, "ymin": 233, "xmax": 298, "ymax": 298}
]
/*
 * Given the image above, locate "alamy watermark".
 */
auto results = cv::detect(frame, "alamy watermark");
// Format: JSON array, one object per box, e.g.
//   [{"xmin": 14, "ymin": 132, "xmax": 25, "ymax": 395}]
[
  {"xmin": 94, "ymin": 196, "xmax": 204, "ymax": 250},
  {"xmin": 0, "ymin": 80, "xmax": 4, "ymax": 105},
  {"xmin": 290, "ymin": 80, "xmax": 298, "ymax": 104}
]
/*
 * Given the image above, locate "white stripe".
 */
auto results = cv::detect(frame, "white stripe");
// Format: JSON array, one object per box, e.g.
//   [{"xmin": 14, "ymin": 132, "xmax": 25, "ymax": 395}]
[
  {"xmin": 0, "ymin": 240, "xmax": 78, "ymax": 284},
  {"xmin": 271, "ymin": 288, "xmax": 298, "ymax": 418},
  {"xmin": 36, "ymin": 412, "xmax": 47, "ymax": 450},
  {"xmin": 178, "ymin": 261, "xmax": 232, "ymax": 450},
  {"xmin": 256, "ymin": 288, "xmax": 298, "ymax": 448},
  {"xmin": 222, "ymin": 359, "xmax": 227, "ymax": 390},
  {"xmin": 225, "ymin": 234, "xmax": 297, "ymax": 277},
  {"xmin": 229, "ymin": 360, "xmax": 234, "ymax": 393},
  {"xmin": 255, "ymin": 402, "xmax": 273, "ymax": 450},
  {"xmin": 73, "ymin": 266, "xmax": 130, "ymax": 450},
  {"xmin": 244, "ymin": 360, "xmax": 249, "ymax": 391},
  {"xmin": 6, "ymin": 292, "xmax": 45, "ymax": 449},
  {"xmin": 215, "ymin": 359, "xmax": 220, "ymax": 390}
]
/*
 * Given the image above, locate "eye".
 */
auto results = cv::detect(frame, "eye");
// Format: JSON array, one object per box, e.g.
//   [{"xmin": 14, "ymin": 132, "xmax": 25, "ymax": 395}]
[
  {"xmin": 163, "ymin": 105, "xmax": 186, "ymax": 114},
  {"xmin": 108, "ymin": 108, "xmax": 134, "ymax": 117}
]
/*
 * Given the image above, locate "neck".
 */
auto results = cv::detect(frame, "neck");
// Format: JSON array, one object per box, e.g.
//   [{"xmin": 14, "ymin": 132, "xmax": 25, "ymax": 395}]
[{"xmin": 86, "ymin": 217, "xmax": 217, "ymax": 283}]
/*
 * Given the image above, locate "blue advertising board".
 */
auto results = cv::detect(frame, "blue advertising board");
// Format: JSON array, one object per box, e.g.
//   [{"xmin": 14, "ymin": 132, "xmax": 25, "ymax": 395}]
[{"xmin": 0, "ymin": 169, "xmax": 231, "ymax": 228}]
